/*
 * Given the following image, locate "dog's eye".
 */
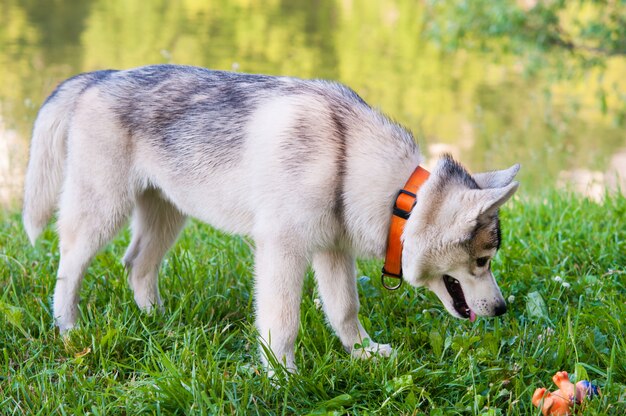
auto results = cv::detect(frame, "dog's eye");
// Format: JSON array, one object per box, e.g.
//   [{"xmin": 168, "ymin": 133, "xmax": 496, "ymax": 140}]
[{"xmin": 476, "ymin": 257, "xmax": 490, "ymax": 268}]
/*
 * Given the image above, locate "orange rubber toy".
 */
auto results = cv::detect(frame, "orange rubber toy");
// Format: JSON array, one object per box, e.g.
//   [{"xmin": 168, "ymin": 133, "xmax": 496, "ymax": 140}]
[{"xmin": 532, "ymin": 371, "xmax": 600, "ymax": 416}]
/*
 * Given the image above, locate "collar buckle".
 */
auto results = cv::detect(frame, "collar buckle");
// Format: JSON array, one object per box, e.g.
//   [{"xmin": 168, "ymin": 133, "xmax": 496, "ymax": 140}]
[{"xmin": 392, "ymin": 189, "xmax": 417, "ymax": 220}]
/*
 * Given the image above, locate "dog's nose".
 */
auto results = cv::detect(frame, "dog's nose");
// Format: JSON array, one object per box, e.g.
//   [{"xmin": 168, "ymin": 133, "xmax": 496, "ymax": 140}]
[{"xmin": 494, "ymin": 302, "xmax": 507, "ymax": 316}]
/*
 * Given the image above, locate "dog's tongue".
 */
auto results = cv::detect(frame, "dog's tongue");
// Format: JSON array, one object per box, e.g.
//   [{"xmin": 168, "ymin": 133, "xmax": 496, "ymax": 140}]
[{"xmin": 469, "ymin": 310, "xmax": 476, "ymax": 322}]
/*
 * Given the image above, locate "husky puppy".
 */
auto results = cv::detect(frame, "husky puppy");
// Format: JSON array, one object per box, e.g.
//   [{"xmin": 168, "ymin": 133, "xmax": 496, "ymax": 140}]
[{"xmin": 23, "ymin": 65, "xmax": 519, "ymax": 371}]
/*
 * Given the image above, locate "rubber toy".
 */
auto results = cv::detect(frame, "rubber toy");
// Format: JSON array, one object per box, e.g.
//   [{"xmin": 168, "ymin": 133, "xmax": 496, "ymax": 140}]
[{"xmin": 532, "ymin": 371, "xmax": 600, "ymax": 415}]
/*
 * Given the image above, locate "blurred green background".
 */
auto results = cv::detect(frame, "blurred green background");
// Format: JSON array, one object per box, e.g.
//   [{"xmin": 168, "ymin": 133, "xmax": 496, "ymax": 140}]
[{"xmin": 1, "ymin": 0, "xmax": 625, "ymax": 208}]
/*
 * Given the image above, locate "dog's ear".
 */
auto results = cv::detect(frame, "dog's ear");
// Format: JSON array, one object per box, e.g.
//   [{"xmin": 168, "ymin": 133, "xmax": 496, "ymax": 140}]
[
  {"xmin": 464, "ymin": 181, "xmax": 519, "ymax": 220},
  {"xmin": 472, "ymin": 164, "xmax": 520, "ymax": 189}
]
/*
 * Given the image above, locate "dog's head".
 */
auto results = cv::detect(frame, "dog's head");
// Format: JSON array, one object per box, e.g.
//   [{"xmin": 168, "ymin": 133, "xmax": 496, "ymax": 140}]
[{"xmin": 402, "ymin": 155, "xmax": 519, "ymax": 321}]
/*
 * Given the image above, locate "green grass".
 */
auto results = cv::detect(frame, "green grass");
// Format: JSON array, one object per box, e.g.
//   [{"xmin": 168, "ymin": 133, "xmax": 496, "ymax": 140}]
[{"xmin": 1, "ymin": 191, "xmax": 625, "ymax": 415}]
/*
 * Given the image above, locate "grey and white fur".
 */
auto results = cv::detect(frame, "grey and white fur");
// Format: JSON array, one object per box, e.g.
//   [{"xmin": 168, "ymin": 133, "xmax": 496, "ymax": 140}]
[{"xmin": 23, "ymin": 64, "xmax": 519, "ymax": 372}]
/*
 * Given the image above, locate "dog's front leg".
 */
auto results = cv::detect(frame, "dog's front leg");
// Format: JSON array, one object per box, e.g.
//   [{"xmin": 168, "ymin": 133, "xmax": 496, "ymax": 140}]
[
  {"xmin": 254, "ymin": 238, "xmax": 307, "ymax": 374},
  {"xmin": 312, "ymin": 250, "xmax": 393, "ymax": 359}
]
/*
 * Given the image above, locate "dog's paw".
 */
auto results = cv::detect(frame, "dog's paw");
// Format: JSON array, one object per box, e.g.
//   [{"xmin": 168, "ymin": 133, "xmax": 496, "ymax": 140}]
[
  {"xmin": 134, "ymin": 294, "xmax": 164, "ymax": 314},
  {"xmin": 56, "ymin": 319, "xmax": 76, "ymax": 335},
  {"xmin": 143, "ymin": 302, "xmax": 165, "ymax": 314},
  {"xmin": 374, "ymin": 343, "xmax": 394, "ymax": 357},
  {"xmin": 351, "ymin": 341, "xmax": 394, "ymax": 360}
]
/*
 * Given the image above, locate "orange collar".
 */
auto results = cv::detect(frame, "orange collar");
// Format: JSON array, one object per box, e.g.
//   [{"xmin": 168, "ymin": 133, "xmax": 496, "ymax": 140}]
[{"xmin": 381, "ymin": 165, "xmax": 430, "ymax": 290}]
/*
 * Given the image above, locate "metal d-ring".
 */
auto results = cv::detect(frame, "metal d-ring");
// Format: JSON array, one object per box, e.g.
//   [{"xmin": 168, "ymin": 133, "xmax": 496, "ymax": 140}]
[{"xmin": 381, "ymin": 271, "xmax": 403, "ymax": 290}]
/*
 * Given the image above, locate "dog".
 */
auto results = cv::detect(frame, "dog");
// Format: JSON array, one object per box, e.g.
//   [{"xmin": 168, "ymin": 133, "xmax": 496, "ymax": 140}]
[{"xmin": 23, "ymin": 64, "xmax": 519, "ymax": 372}]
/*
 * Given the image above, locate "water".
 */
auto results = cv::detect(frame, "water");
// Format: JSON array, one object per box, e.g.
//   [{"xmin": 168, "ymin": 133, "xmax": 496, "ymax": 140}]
[{"xmin": 1, "ymin": 0, "xmax": 625, "ymax": 208}]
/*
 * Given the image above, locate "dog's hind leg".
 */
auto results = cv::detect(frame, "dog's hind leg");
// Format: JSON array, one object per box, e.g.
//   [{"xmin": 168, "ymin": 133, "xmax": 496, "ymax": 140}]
[
  {"xmin": 123, "ymin": 188, "xmax": 186, "ymax": 312},
  {"xmin": 54, "ymin": 177, "xmax": 131, "ymax": 332},
  {"xmin": 312, "ymin": 249, "xmax": 393, "ymax": 358},
  {"xmin": 254, "ymin": 237, "xmax": 307, "ymax": 373}
]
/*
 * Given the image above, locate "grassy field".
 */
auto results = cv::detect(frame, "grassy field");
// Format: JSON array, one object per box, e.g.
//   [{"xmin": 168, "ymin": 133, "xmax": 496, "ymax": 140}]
[{"xmin": 1, "ymin": 191, "xmax": 625, "ymax": 415}]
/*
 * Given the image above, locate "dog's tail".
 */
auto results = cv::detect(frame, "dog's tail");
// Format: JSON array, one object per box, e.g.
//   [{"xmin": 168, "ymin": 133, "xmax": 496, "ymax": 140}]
[{"xmin": 22, "ymin": 72, "xmax": 111, "ymax": 245}]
